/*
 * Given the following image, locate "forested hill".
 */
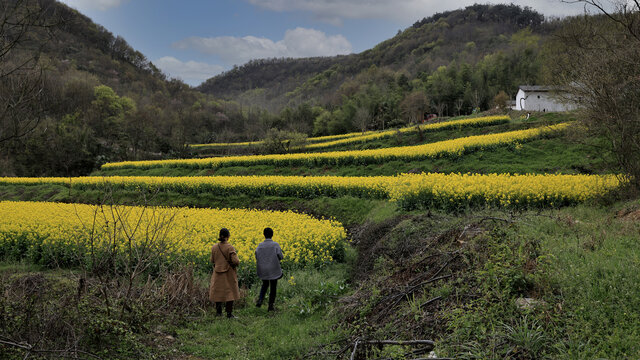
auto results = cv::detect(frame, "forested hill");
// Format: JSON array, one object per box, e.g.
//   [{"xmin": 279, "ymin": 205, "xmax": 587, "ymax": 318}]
[
  {"xmin": 27, "ymin": 0, "xmax": 167, "ymax": 94},
  {"xmin": 198, "ymin": 4, "xmax": 552, "ymax": 111},
  {"xmin": 1, "ymin": 0, "xmax": 250, "ymax": 177}
]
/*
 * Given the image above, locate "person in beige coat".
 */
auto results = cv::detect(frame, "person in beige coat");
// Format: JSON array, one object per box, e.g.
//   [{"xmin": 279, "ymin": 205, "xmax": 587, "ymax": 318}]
[{"xmin": 209, "ymin": 228, "xmax": 240, "ymax": 318}]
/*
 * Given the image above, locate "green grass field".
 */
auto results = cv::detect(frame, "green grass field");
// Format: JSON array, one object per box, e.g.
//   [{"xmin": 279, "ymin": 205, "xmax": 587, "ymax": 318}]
[{"xmin": 95, "ymin": 135, "xmax": 609, "ymax": 178}]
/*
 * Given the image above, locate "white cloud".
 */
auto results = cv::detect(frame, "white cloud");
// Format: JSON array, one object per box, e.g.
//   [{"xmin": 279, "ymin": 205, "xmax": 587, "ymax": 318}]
[
  {"xmin": 59, "ymin": 0, "xmax": 127, "ymax": 11},
  {"xmin": 247, "ymin": 0, "xmax": 586, "ymax": 24},
  {"xmin": 173, "ymin": 27, "xmax": 352, "ymax": 65},
  {"xmin": 154, "ymin": 57, "xmax": 225, "ymax": 86}
]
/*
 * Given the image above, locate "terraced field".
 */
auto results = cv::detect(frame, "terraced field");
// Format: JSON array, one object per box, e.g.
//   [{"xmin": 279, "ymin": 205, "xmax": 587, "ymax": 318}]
[
  {"xmin": 2, "ymin": 112, "xmax": 638, "ymax": 359},
  {"xmin": 0, "ymin": 114, "xmax": 619, "ymax": 273}
]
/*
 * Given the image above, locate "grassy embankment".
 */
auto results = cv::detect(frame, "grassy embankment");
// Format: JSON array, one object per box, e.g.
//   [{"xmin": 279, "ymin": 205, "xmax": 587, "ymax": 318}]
[
  {"xmin": 97, "ymin": 134, "xmax": 608, "ymax": 177},
  {"xmin": 95, "ymin": 114, "xmax": 610, "ymax": 178},
  {"xmin": 189, "ymin": 114, "xmax": 539, "ymax": 156},
  {"xmin": 336, "ymin": 199, "xmax": 640, "ymax": 359}
]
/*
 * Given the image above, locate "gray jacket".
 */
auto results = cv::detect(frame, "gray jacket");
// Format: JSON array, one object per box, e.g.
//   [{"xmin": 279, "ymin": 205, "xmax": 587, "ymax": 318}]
[{"xmin": 255, "ymin": 239, "xmax": 283, "ymax": 280}]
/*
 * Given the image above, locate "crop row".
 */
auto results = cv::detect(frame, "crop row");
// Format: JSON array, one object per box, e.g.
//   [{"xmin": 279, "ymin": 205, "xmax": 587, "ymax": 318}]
[
  {"xmin": 190, "ymin": 115, "xmax": 509, "ymax": 149},
  {"xmin": 0, "ymin": 201, "xmax": 347, "ymax": 277},
  {"xmin": 102, "ymin": 123, "xmax": 570, "ymax": 170},
  {"xmin": 1, "ymin": 172, "xmax": 621, "ymax": 210},
  {"xmin": 0, "ymin": 175, "xmax": 393, "ymax": 199},
  {"xmin": 190, "ymin": 131, "xmax": 360, "ymax": 149},
  {"xmin": 389, "ymin": 173, "xmax": 622, "ymax": 211},
  {"xmin": 305, "ymin": 115, "xmax": 510, "ymax": 149}
]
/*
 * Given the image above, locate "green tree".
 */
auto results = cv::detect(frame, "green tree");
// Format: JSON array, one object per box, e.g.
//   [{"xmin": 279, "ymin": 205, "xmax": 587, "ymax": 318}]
[
  {"xmin": 492, "ymin": 91, "xmax": 510, "ymax": 112},
  {"xmin": 400, "ymin": 90, "xmax": 430, "ymax": 124},
  {"xmin": 90, "ymin": 85, "xmax": 136, "ymax": 148},
  {"xmin": 261, "ymin": 128, "xmax": 307, "ymax": 153},
  {"xmin": 313, "ymin": 109, "xmax": 332, "ymax": 136}
]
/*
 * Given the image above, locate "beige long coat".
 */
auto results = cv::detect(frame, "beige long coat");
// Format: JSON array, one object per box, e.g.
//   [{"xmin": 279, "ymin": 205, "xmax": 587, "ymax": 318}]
[{"xmin": 209, "ymin": 241, "xmax": 240, "ymax": 302}]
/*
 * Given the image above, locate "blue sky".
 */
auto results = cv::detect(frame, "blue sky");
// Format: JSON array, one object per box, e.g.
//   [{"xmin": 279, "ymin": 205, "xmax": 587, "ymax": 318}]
[{"xmin": 59, "ymin": 0, "xmax": 585, "ymax": 86}]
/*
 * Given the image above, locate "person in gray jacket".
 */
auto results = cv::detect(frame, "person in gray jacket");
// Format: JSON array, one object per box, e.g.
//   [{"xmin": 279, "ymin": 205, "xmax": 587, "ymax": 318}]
[{"xmin": 255, "ymin": 227, "xmax": 283, "ymax": 311}]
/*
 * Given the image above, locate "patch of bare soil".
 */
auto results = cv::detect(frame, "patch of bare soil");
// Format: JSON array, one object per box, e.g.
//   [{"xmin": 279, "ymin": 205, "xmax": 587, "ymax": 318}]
[{"xmin": 617, "ymin": 207, "xmax": 640, "ymax": 221}]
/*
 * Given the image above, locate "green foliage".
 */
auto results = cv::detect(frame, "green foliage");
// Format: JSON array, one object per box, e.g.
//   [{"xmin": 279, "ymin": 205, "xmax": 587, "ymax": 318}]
[
  {"xmin": 533, "ymin": 203, "xmax": 640, "ymax": 358},
  {"xmin": 284, "ymin": 277, "xmax": 349, "ymax": 316},
  {"xmin": 98, "ymin": 136, "xmax": 609, "ymax": 180},
  {"xmin": 312, "ymin": 108, "xmax": 332, "ymax": 136},
  {"xmin": 261, "ymin": 128, "xmax": 308, "ymax": 154},
  {"xmin": 440, "ymin": 223, "xmax": 555, "ymax": 359},
  {"xmin": 501, "ymin": 316, "xmax": 548, "ymax": 359},
  {"xmin": 435, "ymin": 202, "xmax": 640, "ymax": 359}
]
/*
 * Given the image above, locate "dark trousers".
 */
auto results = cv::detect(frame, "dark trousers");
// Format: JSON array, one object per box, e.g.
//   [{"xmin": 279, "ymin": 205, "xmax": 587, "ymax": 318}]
[
  {"xmin": 215, "ymin": 301, "xmax": 234, "ymax": 316},
  {"xmin": 257, "ymin": 279, "xmax": 278, "ymax": 306}
]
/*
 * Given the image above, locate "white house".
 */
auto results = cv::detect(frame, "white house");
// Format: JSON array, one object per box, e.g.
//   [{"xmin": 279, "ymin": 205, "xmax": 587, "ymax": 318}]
[{"xmin": 513, "ymin": 85, "xmax": 578, "ymax": 112}]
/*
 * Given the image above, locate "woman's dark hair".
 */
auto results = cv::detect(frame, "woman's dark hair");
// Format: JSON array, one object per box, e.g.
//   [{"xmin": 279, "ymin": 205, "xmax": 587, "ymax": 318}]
[
  {"xmin": 263, "ymin": 227, "xmax": 273, "ymax": 238},
  {"xmin": 219, "ymin": 228, "xmax": 230, "ymax": 242}
]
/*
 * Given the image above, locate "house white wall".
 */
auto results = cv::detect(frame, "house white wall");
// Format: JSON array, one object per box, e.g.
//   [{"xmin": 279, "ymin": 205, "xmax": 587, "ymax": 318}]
[{"xmin": 514, "ymin": 89, "xmax": 577, "ymax": 112}]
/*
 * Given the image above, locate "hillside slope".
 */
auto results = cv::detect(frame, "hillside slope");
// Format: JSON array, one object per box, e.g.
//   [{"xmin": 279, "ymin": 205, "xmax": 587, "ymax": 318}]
[
  {"xmin": 198, "ymin": 4, "xmax": 550, "ymax": 111},
  {"xmin": 20, "ymin": 0, "xmax": 168, "ymax": 94}
]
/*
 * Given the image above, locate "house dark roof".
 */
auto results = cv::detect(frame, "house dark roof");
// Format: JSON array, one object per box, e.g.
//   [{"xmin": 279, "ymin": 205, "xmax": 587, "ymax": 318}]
[{"xmin": 518, "ymin": 85, "xmax": 565, "ymax": 92}]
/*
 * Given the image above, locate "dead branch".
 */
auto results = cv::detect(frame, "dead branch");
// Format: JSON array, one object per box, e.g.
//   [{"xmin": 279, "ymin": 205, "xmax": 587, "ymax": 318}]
[
  {"xmin": 401, "ymin": 274, "xmax": 454, "ymax": 301},
  {"xmin": 415, "ymin": 249, "xmax": 460, "ymax": 265},
  {"xmin": 0, "ymin": 338, "xmax": 102, "ymax": 359},
  {"xmin": 376, "ymin": 274, "xmax": 453, "ymax": 320},
  {"xmin": 419, "ymin": 295, "xmax": 443, "ymax": 308},
  {"xmin": 429, "ymin": 254, "xmax": 460, "ymax": 281},
  {"xmin": 351, "ymin": 339, "xmax": 438, "ymax": 360},
  {"xmin": 303, "ymin": 342, "xmax": 352, "ymax": 359},
  {"xmin": 349, "ymin": 338, "xmax": 360, "ymax": 360},
  {"xmin": 365, "ymin": 339, "xmax": 435, "ymax": 347},
  {"xmin": 408, "ymin": 252, "xmax": 460, "ymax": 288}
]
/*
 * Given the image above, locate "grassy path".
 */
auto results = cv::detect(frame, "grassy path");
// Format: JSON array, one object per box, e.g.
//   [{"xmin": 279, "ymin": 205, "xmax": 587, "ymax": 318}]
[{"xmin": 164, "ymin": 264, "xmax": 351, "ymax": 359}]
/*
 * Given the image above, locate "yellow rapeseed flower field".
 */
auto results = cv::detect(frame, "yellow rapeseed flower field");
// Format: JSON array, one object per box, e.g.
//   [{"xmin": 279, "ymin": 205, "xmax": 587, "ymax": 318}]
[
  {"xmin": 0, "ymin": 171, "xmax": 621, "ymax": 210},
  {"xmin": 0, "ymin": 175, "xmax": 393, "ymax": 199},
  {"xmin": 191, "ymin": 140, "xmax": 261, "ymax": 148},
  {"xmin": 388, "ymin": 173, "xmax": 622, "ymax": 210},
  {"xmin": 102, "ymin": 123, "xmax": 570, "ymax": 170},
  {"xmin": 0, "ymin": 201, "xmax": 347, "ymax": 272}
]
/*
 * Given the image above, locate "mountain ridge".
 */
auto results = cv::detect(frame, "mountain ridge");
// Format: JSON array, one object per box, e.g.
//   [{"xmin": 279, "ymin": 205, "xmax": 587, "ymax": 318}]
[{"xmin": 197, "ymin": 3, "xmax": 551, "ymax": 111}]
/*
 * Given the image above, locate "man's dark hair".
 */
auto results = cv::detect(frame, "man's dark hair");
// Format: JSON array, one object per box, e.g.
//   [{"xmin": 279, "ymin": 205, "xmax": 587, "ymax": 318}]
[
  {"xmin": 219, "ymin": 228, "xmax": 230, "ymax": 242},
  {"xmin": 263, "ymin": 227, "xmax": 273, "ymax": 238}
]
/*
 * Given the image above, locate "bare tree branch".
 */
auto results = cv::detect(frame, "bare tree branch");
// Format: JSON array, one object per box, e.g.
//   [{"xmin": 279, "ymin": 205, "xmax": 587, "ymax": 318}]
[
  {"xmin": 0, "ymin": 337, "xmax": 103, "ymax": 360},
  {"xmin": 0, "ymin": 0, "xmax": 61, "ymax": 146}
]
